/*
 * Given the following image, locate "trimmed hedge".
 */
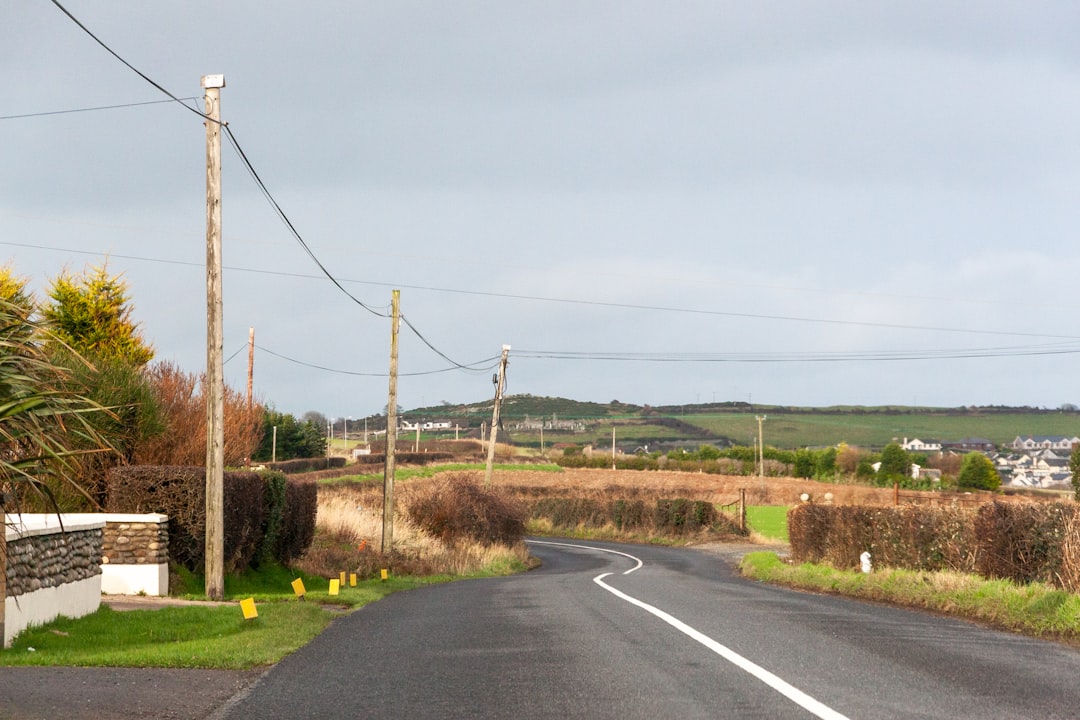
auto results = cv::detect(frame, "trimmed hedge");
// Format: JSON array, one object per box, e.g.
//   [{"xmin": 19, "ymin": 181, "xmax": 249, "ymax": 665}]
[
  {"xmin": 788, "ymin": 504, "xmax": 977, "ymax": 573},
  {"xmin": 277, "ymin": 479, "xmax": 317, "ymax": 564},
  {"xmin": 105, "ymin": 465, "xmax": 317, "ymax": 573},
  {"xmin": 527, "ymin": 496, "xmax": 742, "ymax": 537},
  {"xmin": 788, "ymin": 501, "xmax": 1080, "ymax": 590},
  {"xmin": 974, "ymin": 501, "xmax": 1073, "ymax": 586}
]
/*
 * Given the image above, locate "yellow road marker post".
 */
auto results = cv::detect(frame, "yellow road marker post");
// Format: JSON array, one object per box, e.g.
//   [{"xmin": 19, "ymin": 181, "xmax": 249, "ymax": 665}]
[
  {"xmin": 339, "ymin": 571, "xmax": 346, "ymax": 586},
  {"xmin": 291, "ymin": 578, "xmax": 306, "ymax": 600},
  {"xmin": 240, "ymin": 597, "xmax": 258, "ymax": 620},
  {"xmin": 349, "ymin": 573, "xmax": 357, "ymax": 587},
  {"xmin": 380, "ymin": 569, "xmax": 389, "ymax": 581},
  {"xmin": 329, "ymin": 578, "xmax": 340, "ymax": 596}
]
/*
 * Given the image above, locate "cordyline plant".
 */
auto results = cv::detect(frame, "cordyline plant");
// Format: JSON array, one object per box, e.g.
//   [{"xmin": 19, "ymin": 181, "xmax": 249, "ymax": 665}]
[{"xmin": 0, "ymin": 298, "xmax": 116, "ymax": 645}]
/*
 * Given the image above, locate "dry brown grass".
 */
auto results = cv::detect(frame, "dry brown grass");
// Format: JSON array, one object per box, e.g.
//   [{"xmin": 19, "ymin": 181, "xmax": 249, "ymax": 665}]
[
  {"xmin": 295, "ymin": 479, "xmax": 528, "ymax": 579},
  {"xmin": 487, "ymin": 468, "xmax": 900, "ymax": 507}
]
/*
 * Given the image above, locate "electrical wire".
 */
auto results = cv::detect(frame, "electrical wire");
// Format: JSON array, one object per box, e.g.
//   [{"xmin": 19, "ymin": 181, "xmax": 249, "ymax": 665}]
[
  {"xmin": 0, "ymin": 97, "xmax": 201, "ymax": 121},
  {"xmin": 41, "ymin": 0, "xmax": 1080, "ymax": 377},
  {"xmin": 49, "ymin": 1, "xmax": 213, "ymax": 123},
  {"xmin": 4, "ymin": 240, "xmax": 1077, "ymax": 344},
  {"xmin": 255, "ymin": 343, "xmax": 500, "ymax": 377},
  {"xmin": 514, "ymin": 341, "xmax": 1080, "ymax": 364}
]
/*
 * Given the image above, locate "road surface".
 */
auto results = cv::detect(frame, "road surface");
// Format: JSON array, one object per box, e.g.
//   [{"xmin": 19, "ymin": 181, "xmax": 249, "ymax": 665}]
[{"xmin": 219, "ymin": 539, "xmax": 1080, "ymax": 719}]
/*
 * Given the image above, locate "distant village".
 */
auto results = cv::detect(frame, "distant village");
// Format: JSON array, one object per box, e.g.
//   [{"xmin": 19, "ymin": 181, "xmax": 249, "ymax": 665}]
[{"xmin": 902, "ymin": 435, "xmax": 1079, "ymax": 490}]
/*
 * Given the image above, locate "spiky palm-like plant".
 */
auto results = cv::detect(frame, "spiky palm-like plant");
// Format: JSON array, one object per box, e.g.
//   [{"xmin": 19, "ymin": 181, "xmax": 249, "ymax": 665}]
[{"xmin": 0, "ymin": 298, "xmax": 114, "ymax": 645}]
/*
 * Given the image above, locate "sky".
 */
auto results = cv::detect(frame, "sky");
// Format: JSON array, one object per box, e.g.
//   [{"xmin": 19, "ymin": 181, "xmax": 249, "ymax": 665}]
[{"xmin": 4, "ymin": 2, "xmax": 1080, "ymax": 418}]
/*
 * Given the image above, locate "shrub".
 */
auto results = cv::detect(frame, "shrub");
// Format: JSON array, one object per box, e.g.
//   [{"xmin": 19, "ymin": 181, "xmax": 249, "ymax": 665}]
[{"xmin": 406, "ymin": 472, "xmax": 525, "ymax": 546}]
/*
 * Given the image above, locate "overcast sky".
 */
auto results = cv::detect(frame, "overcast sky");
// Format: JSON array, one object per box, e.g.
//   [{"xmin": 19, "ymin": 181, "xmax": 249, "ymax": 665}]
[{"xmin": 4, "ymin": 2, "xmax": 1080, "ymax": 418}]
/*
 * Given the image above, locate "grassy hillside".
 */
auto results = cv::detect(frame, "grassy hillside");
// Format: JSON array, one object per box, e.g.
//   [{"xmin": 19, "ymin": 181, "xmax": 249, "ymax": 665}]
[
  {"xmin": 679, "ymin": 412, "xmax": 1080, "ymax": 449},
  {"xmin": 404, "ymin": 396, "xmax": 1080, "ymax": 450}
]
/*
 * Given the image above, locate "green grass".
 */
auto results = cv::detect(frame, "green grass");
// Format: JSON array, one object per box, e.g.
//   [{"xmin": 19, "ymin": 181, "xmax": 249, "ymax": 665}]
[
  {"xmin": 681, "ymin": 412, "xmax": 1080, "ymax": 449},
  {"xmin": 0, "ymin": 566, "xmax": 453, "ymax": 669},
  {"xmin": 739, "ymin": 552, "xmax": 1080, "ymax": 641},
  {"xmin": 746, "ymin": 506, "xmax": 789, "ymax": 542},
  {"xmin": 321, "ymin": 462, "xmax": 563, "ymax": 484}
]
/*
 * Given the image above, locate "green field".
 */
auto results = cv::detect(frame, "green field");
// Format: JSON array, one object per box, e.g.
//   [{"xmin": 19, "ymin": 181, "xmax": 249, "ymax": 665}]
[
  {"xmin": 680, "ymin": 412, "xmax": 1080, "ymax": 449},
  {"xmin": 746, "ymin": 506, "xmax": 789, "ymax": 542}
]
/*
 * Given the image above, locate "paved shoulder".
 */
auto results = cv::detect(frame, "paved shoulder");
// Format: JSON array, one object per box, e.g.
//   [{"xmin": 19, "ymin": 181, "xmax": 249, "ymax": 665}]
[{"xmin": 0, "ymin": 666, "xmax": 261, "ymax": 720}]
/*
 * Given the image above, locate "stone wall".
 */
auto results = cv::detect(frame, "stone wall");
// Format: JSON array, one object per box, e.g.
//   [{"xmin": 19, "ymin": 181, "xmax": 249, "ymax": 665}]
[
  {"xmin": 6, "ymin": 527, "xmax": 102, "ymax": 598},
  {"xmin": 102, "ymin": 520, "xmax": 168, "ymax": 566}
]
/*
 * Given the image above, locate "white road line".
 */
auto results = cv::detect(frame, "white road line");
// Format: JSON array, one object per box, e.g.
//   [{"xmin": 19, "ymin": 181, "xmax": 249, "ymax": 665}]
[
  {"xmin": 593, "ymin": 572, "xmax": 849, "ymax": 720},
  {"xmin": 527, "ymin": 539, "xmax": 643, "ymax": 574}
]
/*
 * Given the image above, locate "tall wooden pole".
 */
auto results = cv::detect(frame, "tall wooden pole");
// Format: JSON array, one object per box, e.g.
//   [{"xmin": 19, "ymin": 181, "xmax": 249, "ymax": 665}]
[
  {"xmin": 382, "ymin": 290, "xmax": 400, "ymax": 554},
  {"xmin": 202, "ymin": 73, "xmax": 225, "ymax": 601},
  {"xmin": 484, "ymin": 345, "xmax": 511, "ymax": 487},
  {"xmin": 246, "ymin": 326, "xmax": 254, "ymax": 413}
]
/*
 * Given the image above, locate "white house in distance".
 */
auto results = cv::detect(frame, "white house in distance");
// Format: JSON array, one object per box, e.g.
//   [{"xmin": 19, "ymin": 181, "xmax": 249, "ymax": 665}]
[
  {"xmin": 399, "ymin": 420, "xmax": 452, "ymax": 432},
  {"xmin": 1010, "ymin": 435, "xmax": 1080, "ymax": 452},
  {"xmin": 901, "ymin": 438, "xmax": 942, "ymax": 453}
]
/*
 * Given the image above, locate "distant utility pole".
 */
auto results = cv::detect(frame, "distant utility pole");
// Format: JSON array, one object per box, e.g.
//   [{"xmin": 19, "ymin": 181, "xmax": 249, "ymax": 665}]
[
  {"xmin": 484, "ymin": 345, "xmax": 511, "ymax": 487},
  {"xmin": 246, "ymin": 326, "xmax": 254, "ymax": 414},
  {"xmin": 382, "ymin": 290, "xmax": 400, "ymax": 554},
  {"xmin": 756, "ymin": 414, "xmax": 767, "ymax": 484},
  {"xmin": 202, "ymin": 73, "xmax": 225, "ymax": 602},
  {"xmin": 611, "ymin": 426, "xmax": 616, "ymax": 470}
]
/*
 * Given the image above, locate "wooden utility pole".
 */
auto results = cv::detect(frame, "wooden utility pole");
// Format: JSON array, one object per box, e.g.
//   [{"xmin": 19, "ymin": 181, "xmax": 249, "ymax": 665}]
[
  {"xmin": 246, "ymin": 326, "xmax": 254, "ymax": 413},
  {"xmin": 756, "ymin": 414, "xmax": 767, "ymax": 494},
  {"xmin": 382, "ymin": 290, "xmax": 400, "ymax": 553},
  {"xmin": 484, "ymin": 345, "xmax": 511, "ymax": 487},
  {"xmin": 611, "ymin": 427, "xmax": 616, "ymax": 470},
  {"xmin": 202, "ymin": 73, "xmax": 225, "ymax": 601}
]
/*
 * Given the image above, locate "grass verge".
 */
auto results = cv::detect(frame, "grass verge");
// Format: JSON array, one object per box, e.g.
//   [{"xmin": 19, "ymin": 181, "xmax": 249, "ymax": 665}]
[
  {"xmin": 0, "ymin": 568, "xmax": 489, "ymax": 669},
  {"xmin": 739, "ymin": 551, "xmax": 1080, "ymax": 642}
]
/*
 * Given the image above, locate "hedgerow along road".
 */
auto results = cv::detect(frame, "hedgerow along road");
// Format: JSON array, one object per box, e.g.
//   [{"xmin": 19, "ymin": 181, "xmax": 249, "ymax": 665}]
[{"xmin": 221, "ymin": 539, "xmax": 1080, "ymax": 719}]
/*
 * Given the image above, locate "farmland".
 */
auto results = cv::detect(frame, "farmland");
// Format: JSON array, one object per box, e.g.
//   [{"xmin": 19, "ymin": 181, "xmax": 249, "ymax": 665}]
[{"xmin": 404, "ymin": 396, "xmax": 1080, "ymax": 451}]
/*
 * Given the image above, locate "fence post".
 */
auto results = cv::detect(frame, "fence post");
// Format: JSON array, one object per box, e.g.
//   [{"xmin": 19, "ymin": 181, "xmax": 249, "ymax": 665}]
[
  {"xmin": 894, "ymin": 482, "xmax": 900, "ymax": 506},
  {"xmin": 739, "ymin": 488, "xmax": 747, "ymax": 533}
]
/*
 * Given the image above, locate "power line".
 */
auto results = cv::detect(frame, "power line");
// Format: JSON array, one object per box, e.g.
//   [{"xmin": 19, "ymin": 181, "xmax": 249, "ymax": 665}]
[
  {"xmin": 514, "ymin": 341, "xmax": 1080, "ymax": 363},
  {"xmin": 255, "ymin": 343, "xmax": 500, "ymax": 377},
  {"xmin": 49, "ymin": 0, "xmax": 213, "ymax": 123},
  {"xmin": 4, "ymin": 239, "xmax": 1079, "ymax": 344},
  {"xmin": 0, "ymin": 97, "xmax": 201, "ymax": 121},
  {"xmin": 47, "ymin": 0, "xmax": 494, "ymax": 370}
]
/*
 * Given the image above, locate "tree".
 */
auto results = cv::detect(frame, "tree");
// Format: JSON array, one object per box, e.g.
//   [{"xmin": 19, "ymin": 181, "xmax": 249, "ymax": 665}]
[
  {"xmin": 815, "ymin": 447, "xmax": 838, "ymax": 479},
  {"xmin": 135, "ymin": 361, "xmax": 263, "ymax": 467},
  {"xmin": 957, "ymin": 452, "xmax": 1001, "ymax": 491},
  {"xmin": 793, "ymin": 449, "xmax": 814, "ymax": 479},
  {"xmin": 42, "ymin": 263, "xmax": 153, "ymax": 367},
  {"xmin": 877, "ymin": 443, "xmax": 911, "ymax": 484},
  {"xmin": 254, "ymin": 409, "xmax": 325, "ymax": 462}
]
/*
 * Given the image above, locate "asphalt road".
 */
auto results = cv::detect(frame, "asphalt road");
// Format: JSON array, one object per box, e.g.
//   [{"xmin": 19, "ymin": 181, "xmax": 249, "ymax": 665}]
[{"xmin": 219, "ymin": 539, "xmax": 1080, "ymax": 719}]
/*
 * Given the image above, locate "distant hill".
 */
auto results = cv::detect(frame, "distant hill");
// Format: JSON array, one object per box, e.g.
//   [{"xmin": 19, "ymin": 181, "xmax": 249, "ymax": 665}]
[{"xmin": 402, "ymin": 396, "xmax": 1080, "ymax": 450}]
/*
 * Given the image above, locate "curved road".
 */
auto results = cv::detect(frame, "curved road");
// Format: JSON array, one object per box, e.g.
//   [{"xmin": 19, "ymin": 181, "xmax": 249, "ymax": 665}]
[{"xmin": 221, "ymin": 540, "xmax": 1080, "ymax": 719}]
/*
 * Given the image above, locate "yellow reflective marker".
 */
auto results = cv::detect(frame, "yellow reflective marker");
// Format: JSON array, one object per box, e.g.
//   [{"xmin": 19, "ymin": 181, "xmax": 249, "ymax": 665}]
[
  {"xmin": 380, "ymin": 568, "xmax": 389, "ymax": 581},
  {"xmin": 240, "ymin": 597, "xmax": 258, "ymax": 620},
  {"xmin": 291, "ymin": 578, "xmax": 306, "ymax": 599},
  {"xmin": 329, "ymin": 578, "xmax": 340, "ymax": 596},
  {"xmin": 349, "ymin": 573, "xmax": 357, "ymax": 587},
  {"xmin": 339, "ymin": 571, "xmax": 346, "ymax": 586}
]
